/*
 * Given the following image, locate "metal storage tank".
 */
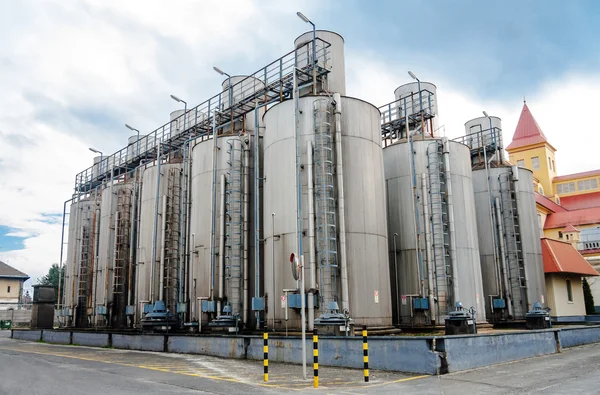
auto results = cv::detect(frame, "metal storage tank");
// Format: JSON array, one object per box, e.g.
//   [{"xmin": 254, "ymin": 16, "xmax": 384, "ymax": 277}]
[
  {"xmin": 472, "ymin": 166, "xmax": 547, "ymax": 322},
  {"xmin": 91, "ymin": 155, "xmax": 102, "ymax": 179},
  {"xmin": 463, "ymin": 116, "xmax": 504, "ymax": 165},
  {"xmin": 135, "ymin": 162, "xmax": 182, "ymax": 324},
  {"xmin": 95, "ymin": 182, "xmax": 134, "ymax": 328},
  {"xmin": 384, "ymin": 137, "xmax": 486, "ymax": 325},
  {"xmin": 294, "ymin": 31, "xmax": 345, "ymax": 95},
  {"xmin": 221, "ymin": 76, "xmax": 266, "ymax": 111},
  {"xmin": 394, "ymin": 82, "xmax": 439, "ymax": 137},
  {"xmin": 64, "ymin": 197, "xmax": 98, "ymax": 327},
  {"xmin": 126, "ymin": 135, "xmax": 141, "ymax": 161},
  {"xmin": 263, "ymin": 95, "xmax": 391, "ymax": 330}
]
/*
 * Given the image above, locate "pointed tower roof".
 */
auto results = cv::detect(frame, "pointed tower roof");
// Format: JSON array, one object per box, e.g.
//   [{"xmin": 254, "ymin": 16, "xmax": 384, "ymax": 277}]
[{"xmin": 506, "ymin": 102, "xmax": 555, "ymax": 151}]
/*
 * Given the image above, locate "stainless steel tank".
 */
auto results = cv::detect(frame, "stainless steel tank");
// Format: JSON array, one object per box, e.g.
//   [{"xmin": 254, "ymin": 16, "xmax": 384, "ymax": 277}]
[
  {"xmin": 263, "ymin": 95, "xmax": 391, "ymax": 329},
  {"xmin": 394, "ymin": 82, "xmax": 439, "ymax": 137},
  {"xmin": 464, "ymin": 116, "xmax": 503, "ymax": 165},
  {"xmin": 95, "ymin": 182, "xmax": 133, "ymax": 327},
  {"xmin": 472, "ymin": 166, "xmax": 546, "ymax": 321},
  {"xmin": 384, "ymin": 137, "xmax": 486, "ymax": 325},
  {"xmin": 64, "ymin": 197, "xmax": 97, "ymax": 326},
  {"xmin": 135, "ymin": 162, "xmax": 182, "ymax": 323},
  {"xmin": 294, "ymin": 31, "xmax": 345, "ymax": 95}
]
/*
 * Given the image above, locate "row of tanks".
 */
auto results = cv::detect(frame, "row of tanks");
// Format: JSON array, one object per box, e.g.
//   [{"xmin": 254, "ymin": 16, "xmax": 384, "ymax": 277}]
[{"xmin": 61, "ymin": 29, "xmax": 547, "ymax": 333}]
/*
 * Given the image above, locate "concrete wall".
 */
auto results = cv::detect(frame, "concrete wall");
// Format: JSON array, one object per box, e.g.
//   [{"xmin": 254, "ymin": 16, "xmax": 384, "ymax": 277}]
[
  {"xmin": 10, "ymin": 326, "xmax": 600, "ymax": 375},
  {"xmin": 546, "ymin": 274, "xmax": 586, "ymax": 317},
  {"xmin": 439, "ymin": 331, "xmax": 557, "ymax": 373},
  {"xmin": 0, "ymin": 309, "xmax": 31, "ymax": 323}
]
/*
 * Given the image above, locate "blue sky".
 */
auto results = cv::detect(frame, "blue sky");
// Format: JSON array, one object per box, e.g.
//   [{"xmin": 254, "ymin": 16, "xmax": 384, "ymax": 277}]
[{"xmin": 1, "ymin": 0, "xmax": 600, "ymax": 289}]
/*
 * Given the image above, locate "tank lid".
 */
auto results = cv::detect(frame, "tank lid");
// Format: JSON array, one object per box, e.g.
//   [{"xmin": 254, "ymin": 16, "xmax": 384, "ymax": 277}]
[{"xmin": 294, "ymin": 30, "xmax": 345, "ymax": 45}]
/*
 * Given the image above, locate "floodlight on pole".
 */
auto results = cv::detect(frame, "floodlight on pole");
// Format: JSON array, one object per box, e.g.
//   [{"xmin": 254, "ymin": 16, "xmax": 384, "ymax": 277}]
[{"xmin": 170, "ymin": 94, "xmax": 188, "ymax": 132}]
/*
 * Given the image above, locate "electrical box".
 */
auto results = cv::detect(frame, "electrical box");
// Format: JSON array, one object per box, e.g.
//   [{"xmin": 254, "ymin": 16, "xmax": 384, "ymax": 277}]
[
  {"xmin": 252, "ymin": 297, "xmax": 265, "ymax": 311},
  {"xmin": 287, "ymin": 294, "xmax": 319, "ymax": 309},
  {"xmin": 413, "ymin": 298, "xmax": 429, "ymax": 310},
  {"xmin": 201, "ymin": 300, "xmax": 217, "ymax": 313},
  {"xmin": 493, "ymin": 298, "xmax": 506, "ymax": 309},
  {"xmin": 143, "ymin": 303, "xmax": 154, "ymax": 314},
  {"xmin": 125, "ymin": 305, "xmax": 136, "ymax": 316},
  {"xmin": 176, "ymin": 302, "xmax": 187, "ymax": 313},
  {"xmin": 96, "ymin": 305, "xmax": 107, "ymax": 315}
]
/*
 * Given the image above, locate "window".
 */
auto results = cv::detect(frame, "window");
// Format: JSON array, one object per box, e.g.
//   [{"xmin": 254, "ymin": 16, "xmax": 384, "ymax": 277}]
[
  {"xmin": 566, "ymin": 279, "xmax": 573, "ymax": 302},
  {"xmin": 566, "ymin": 234, "xmax": 570, "ymax": 241},
  {"xmin": 558, "ymin": 231, "xmax": 563, "ymax": 239},
  {"xmin": 517, "ymin": 159, "xmax": 525, "ymax": 168},
  {"xmin": 532, "ymin": 156, "xmax": 540, "ymax": 170},
  {"xmin": 556, "ymin": 182, "xmax": 576, "ymax": 194},
  {"xmin": 6, "ymin": 286, "xmax": 10, "ymax": 293},
  {"xmin": 555, "ymin": 197, "xmax": 560, "ymax": 205},
  {"xmin": 577, "ymin": 179, "xmax": 598, "ymax": 191},
  {"xmin": 537, "ymin": 213, "xmax": 543, "ymax": 237},
  {"xmin": 548, "ymin": 157, "xmax": 552, "ymax": 170},
  {"xmin": 538, "ymin": 185, "xmax": 544, "ymax": 195},
  {"xmin": 552, "ymin": 159, "xmax": 555, "ymax": 172}
]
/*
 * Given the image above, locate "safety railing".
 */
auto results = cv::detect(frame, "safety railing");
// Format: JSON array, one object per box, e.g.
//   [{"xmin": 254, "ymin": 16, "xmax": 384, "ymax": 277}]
[
  {"xmin": 453, "ymin": 127, "xmax": 503, "ymax": 153},
  {"xmin": 75, "ymin": 37, "xmax": 332, "ymax": 194},
  {"xmin": 379, "ymin": 89, "xmax": 436, "ymax": 130}
]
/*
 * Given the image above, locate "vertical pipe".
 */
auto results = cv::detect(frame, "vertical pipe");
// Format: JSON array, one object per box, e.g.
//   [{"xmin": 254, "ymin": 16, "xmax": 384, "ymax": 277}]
[
  {"xmin": 421, "ymin": 173, "xmax": 436, "ymax": 322},
  {"xmin": 57, "ymin": 199, "xmax": 70, "ymax": 323},
  {"xmin": 333, "ymin": 93, "xmax": 349, "ymax": 312},
  {"xmin": 243, "ymin": 141, "xmax": 250, "ymax": 326},
  {"xmin": 307, "ymin": 140, "xmax": 316, "ymax": 330},
  {"xmin": 294, "ymin": 51, "xmax": 303, "ymax": 264},
  {"xmin": 159, "ymin": 196, "xmax": 167, "ymax": 301},
  {"xmin": 210, "ymin": 113, "xmax": 218, "ymax": 305},
  {"xmin": 128, "ymin": 177, "xmax": 139, "ymax": 308},
  {"xmin": 482, "ymin": 126, "xmax": 501, "ymax": 300},
  {"xmin": 271, "ymin": 213, "xmax": 276, "ymax": 330},
  {"xmin": 151, "ymin": 143, "xmax": 162, "ymax": 303},
  {"xmin": 93, "ymin": 195, "xmax": 101, "ymax": 325},
  {"xmin": 442, "ymin": 138, "xmax": 459, "ymax": 302},
  {"xmin": 495, "ymin": 197, "xmax": 513, "ymax": 317},
  {"xmin": 190, "ymin": 233, "xmax": 196, "ymax": 321},
  {"xmin": 218, "ymin": 174, "xmax": 226, "ymax": 314},
  {"xmin": 254, "ymin": 105, "xmax": 261, "ymax": 329},
  {"xmin": 393, "ymin": 233, "xmax": 399, "ymax": 325}
]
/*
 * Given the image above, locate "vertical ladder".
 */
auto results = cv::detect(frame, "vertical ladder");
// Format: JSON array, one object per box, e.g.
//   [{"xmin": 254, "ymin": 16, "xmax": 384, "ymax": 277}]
[
  {"xmin": 313, "ymin": 99, "xmax": 338, "ymax": 313},
  {"xmin": 226, "ymin": 138, "xmax": 244, "ymax": 317},
  {"xmin": 499, "ymin": 173, "xmax": 526, "ymax": 317},
  {"xmin": 427, "ymin": 141, "xmax": 453, "ymax": 318},
  {"xmin": 113, "ymin": 189, "xmax": 132, "ymax": 296},
  {"xmin": 164, "ymin": 169, "xmax": 181, "ymax": 313},
  {"xmin": 77, "ymin": 207, "xmax": 93, "ymax": 309}
]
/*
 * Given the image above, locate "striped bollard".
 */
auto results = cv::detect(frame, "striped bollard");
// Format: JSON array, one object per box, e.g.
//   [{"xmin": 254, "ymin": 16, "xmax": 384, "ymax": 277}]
[
  {"xmin": 363, "ymin": 325, "xmax": 369, "ymax": 382},
  {"xmin": 313, "ymin": 328, "xmax": 319, "ymax": 388},
  {"xmin": 263, "ymin": 330, "xmax": 269, "ymax": 382}
]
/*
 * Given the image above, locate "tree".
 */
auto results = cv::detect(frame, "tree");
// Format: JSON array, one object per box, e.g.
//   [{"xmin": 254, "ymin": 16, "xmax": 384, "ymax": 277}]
[
  {"xmin": 582, "ymin": 278, "xmax": 596, "ymax": 315},
  {"xmin": 37, "ymin": 263, "xmax": 65, "ymax": 300}
]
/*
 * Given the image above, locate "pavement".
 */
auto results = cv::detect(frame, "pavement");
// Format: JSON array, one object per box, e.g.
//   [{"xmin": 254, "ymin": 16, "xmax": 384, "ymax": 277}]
[{"xmin": 1, "ymin": 329, "xmax": 600, "ymax": 394}]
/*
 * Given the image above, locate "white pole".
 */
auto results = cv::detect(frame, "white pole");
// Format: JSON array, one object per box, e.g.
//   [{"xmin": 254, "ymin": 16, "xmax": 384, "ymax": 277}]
[{"xmin": 300, "ymin": 254, "xmax": 307, "ymax": 380}]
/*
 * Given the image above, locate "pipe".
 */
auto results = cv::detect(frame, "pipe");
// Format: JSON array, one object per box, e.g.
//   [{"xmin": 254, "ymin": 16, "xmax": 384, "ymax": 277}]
[
  {"xmin": 393, "ymin": 233, "xmax": 399, "ymax": 325},
  {"xmin": 93, "ymin": 194, "xmax": 101, "ymax": 326},
  {"xmin": 128, "ymin": 176, "xmax": 139, "ymax": 309},
  {"xmin": 495, "ymin": 197, "xmax": 513, "ymax": 317},
  {"xmin": 333, "ymin": 93, "xmax": 349, "ymax": 312},
  {"xmin": 190, "ymin": 233, "xmax": 196, "ymax": 320},
  {"xmin": 151, "ymin": 143, "xmax": 162, "ymax": 303},
  {"xmin": 218, "ymin": 173, "xmax": 226, "ymax": 315},
  {"xmin": 407, "ymin": 105, "xmax": 425, "ymax": 297},
  {"xmin": 442, "ymin": 138, "xmax": 459, "ymax": 303},
  {"xmin": 57, "ymin": 198, "xmax": 73, "ymax": 324},
  {"xmin": 134, "ymin": 167, "xmax": 145, "ymax": 326},
  {"xmin": 243, "ymin": 140, "xmax": 250, "ymax": 325},
  {"xmin": 421, "ymin": 173, "xmax": 436, "ymax": 323},
  {"xmin": 210, "ymin": 112, "xmax": 219, "ymax": 307},
  {"xmin": 306, "ymin": 140, "xmax": 316, "ymax": 331},
  {"xmin": 271, "ymin": 213, "xmax": 276, "ymax": 330},
  {"xmin": 482, "ymin": 128, "xmax": 501, "ymax": 301},
  {"xmin": 180, "ymin": 136, "xmax": 197, "ymax": 321},
  {"xmin": 159, "ymin": 196, "xmax": 167, "ymax": 301},
  {"xmin": 253, "ymin": 104, "xmax": 262, "ymax": 329},
  {"xmin": 511, "ymin": 166, "xmax": 530, "ymax": 309}
]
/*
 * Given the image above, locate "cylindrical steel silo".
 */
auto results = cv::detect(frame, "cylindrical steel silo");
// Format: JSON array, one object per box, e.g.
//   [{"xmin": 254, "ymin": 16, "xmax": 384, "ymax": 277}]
[
  {"xmin": 464, "ymin": 116, "xmax": 504, "ymax": 165},
  {"xmin": 64, "ymin": 197, "xmax": 98, "ymax": 327},
  {"xmin": 384, "ymin": 137, "xmax": 486, "ymax": 325},
  {"xmin": 95, "ymin": 182, "xmax": 134, "ymax": 328},
  {"xmin": 473, "ymin": 166, "xmax": 546, "ymax": 322},
  {"xmin": 294, "ymin": 31, "xmax": 346, "ymax": 95},
  {"xmin": 263, "ymin": 95, "xmax": 391, "ymax": 330},
  {"xmin": 394, "ymin": 82, "xmax": 439, "ymax": 137},
  {"xmin": 135, "ymin": 162, "xmax": 182, "ymax": 324}
]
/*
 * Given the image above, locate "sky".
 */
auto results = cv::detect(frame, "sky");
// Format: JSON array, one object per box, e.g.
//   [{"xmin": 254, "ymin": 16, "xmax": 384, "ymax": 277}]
[{"xmin": 1, "ymin": 0, "xmax": 600, "ymax": 290}]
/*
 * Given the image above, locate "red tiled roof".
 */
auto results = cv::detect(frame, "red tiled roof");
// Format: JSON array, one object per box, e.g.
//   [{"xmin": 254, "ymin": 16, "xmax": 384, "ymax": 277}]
[
  {"xmin": 554, "ymin": 169, "xmax": 600, "ymax": 182},
  {"xmin": 506, "ymin": 103, "xmax": 556, "ymax": 151},
  {"xmin": 535, "ymin": 192, "xmax": 566, "ymax": 213},
  {"xmin": 562, "ymin": 224, "xmax": 579, "ymax": 233},
  {"xmin": 544, "ymin": 207, "xmax": 600, "ymax": 229},
  {"xmin": 559, "ymin": 191, "xmax": 600, "ymax": 210},
  {"xmin": 541, "ymin": 238, "xmax": 598, "ymax": 276}
]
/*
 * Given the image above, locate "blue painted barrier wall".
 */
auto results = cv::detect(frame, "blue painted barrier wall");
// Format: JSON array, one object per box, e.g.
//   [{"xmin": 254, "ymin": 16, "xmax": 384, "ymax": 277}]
[
  {"xmin": 9, "ymin": 325, "xmax": 600, "ymax": 375},
  {"xmin": 72, "ymin": 332, "xmax": 109, "ymax": 347},
  {"xmin": 438, "ymin": 330, "xmax": 557, "ymax": 373},
  {"xmin": 42, "ymin": 330, "xmax": 71, "ymax": 345}
]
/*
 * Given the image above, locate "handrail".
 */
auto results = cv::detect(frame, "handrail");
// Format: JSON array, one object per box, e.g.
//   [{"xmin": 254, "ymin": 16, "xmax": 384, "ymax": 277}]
[
  {"xmin": 75, "ymin": 37, "xmax": 332, "ymax": 194},
  {"xmin": 378, "ymin": 89, "xmax": 436, "ymax": 127}
]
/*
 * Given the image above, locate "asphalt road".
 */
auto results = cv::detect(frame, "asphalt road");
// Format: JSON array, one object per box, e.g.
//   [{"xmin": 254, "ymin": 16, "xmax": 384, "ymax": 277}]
[{"xmin": 1, "ymin": 330, "xmax": 600, "ymax": 394}]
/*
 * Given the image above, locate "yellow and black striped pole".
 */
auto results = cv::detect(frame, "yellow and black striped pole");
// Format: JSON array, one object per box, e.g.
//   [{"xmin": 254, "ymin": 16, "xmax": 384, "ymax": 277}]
[
  {"xmin": 363, "ymin": 325, "xmax": 369, "ymax": 382},
  {"xmin": 263, "ymin": 330, "xmax": 269, "ymax": 382},
  {"xmin": 313, "ymin": 328, "xmax": 319, "ymax": 388}
]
